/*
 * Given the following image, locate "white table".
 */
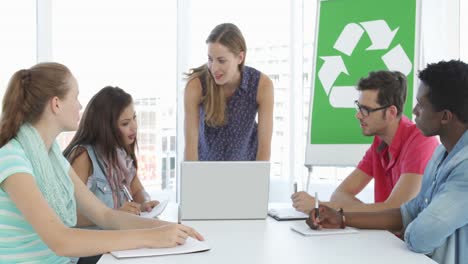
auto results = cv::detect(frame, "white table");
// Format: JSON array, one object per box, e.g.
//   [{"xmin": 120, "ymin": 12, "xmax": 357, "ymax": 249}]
[{"xmin": 97, "ymin": 204, "xmax": 436, "ymax": 264}]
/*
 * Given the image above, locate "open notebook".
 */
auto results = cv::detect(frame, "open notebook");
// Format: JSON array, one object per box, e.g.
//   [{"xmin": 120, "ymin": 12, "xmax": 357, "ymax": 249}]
[
  {"xmin": 268, "ymin": 208, "xmax": 308, "ymax": 221},
  {"xmin": 290, "ymin": 221, "xmax": 358, "ymax": 236},
  {"xmin": 140, "ymin": 199, "xmax": 169, "ymax": 219},
  {"xmin": 111, "ymin": 237, "xmax": 211, "ymax": 259}
]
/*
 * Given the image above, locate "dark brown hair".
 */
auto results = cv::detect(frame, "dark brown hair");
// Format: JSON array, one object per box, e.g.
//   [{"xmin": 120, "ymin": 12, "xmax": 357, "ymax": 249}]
[
  {"xmin": 357, "ymin": 70, "xmax": 407, "ymax": 116},
  {"xmin": 0, "ymin": 62, "xmax": 71, "ymax": 147},
  {"xmin": 63, "ymin": 86, "xmax": 137, "ymax": 168}
]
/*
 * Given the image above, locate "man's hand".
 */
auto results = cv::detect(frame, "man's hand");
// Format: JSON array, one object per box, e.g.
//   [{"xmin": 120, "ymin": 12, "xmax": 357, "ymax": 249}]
[
  {"xmin": 306, "ymin": 204, "xmax": 342, "ymax": 230},
  {"xmin": 291, "ymin": 191, "xmax": 315, "ymax": 214}
]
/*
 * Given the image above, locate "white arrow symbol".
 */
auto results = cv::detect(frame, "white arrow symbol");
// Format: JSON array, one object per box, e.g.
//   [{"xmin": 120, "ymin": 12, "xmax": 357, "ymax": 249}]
[
  {"xmin": 382, "ymin": 44, "xmax": 412, "ymax": 75},
  {"xmin": 318, "ymin": 56, "xmax": 349, "ymax": 95},
  {"xmin": 360, "ymin": 20, "xmax": 398, "ymax": 50},
  {"xmin": 334, "ymin": 23, "xmax": 364, "ymax": 56},
  {"xmin": 329, "ymin": 86, "xmax": 360, "ymax": 108}
]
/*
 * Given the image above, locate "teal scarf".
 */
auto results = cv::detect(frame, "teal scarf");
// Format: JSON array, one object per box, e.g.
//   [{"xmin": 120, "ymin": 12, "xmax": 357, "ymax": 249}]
[{"xmin": 16, "ymin": 123, "xmax": 77, "ymax": 227}]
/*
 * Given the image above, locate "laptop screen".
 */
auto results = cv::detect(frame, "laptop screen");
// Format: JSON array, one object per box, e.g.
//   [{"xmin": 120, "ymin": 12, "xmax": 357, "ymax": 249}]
[{"xmin": 180, "ymin": 161, "xmax": 270, "ymax": 220}]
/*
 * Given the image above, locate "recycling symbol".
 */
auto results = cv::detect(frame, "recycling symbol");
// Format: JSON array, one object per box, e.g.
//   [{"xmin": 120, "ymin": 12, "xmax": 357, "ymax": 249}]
[{"xmin": 318, "ymin": 20, "xmax": 412, "ymax": 108}]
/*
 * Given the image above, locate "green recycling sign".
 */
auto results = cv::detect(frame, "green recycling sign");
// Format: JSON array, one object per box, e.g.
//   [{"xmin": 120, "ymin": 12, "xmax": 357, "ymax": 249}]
[{"xmin": 309, "ymin": 0, "xmax": 417, "ymax": 144}]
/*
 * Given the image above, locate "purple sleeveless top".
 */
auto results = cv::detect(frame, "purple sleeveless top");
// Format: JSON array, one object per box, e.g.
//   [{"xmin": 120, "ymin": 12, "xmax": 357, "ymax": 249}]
[{"xmin": 198, "ymin": 66, "xmax": 261, "ymax": 161}]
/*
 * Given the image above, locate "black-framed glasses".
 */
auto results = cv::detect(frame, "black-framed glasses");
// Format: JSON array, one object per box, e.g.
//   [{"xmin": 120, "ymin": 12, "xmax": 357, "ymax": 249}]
[{"xmin": 354, "ymin": 100, "xmax": 391, "ymax": 117}]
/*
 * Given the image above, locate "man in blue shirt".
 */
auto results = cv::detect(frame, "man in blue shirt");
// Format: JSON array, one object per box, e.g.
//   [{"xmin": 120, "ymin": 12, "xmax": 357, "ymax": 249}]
[{"xmin": 307, "ymin": 60, "xmax": 468, "ymax": 264}]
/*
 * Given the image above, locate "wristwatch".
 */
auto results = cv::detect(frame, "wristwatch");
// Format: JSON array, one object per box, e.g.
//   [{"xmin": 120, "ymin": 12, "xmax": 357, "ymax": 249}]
[{"xmin": 338, "ymin": 208, "xmax": 346, "ymax": 229}]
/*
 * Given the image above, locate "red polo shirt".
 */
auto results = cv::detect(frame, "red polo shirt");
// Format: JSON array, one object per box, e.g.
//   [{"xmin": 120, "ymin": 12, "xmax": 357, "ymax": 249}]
[{"xmin": 357, "ymin": 116, "xmax": 439, "ymax": 202}]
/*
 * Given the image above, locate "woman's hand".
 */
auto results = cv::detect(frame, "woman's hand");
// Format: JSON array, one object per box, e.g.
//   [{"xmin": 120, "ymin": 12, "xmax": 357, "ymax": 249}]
[
  {"xmin": 144, "ymin": 224, "xmax": 205, "ymax": 248},
  {"xmin": 118, "ymin": 202, "xmax": 141, "ymax": 215},
  {"xmin": 140, "ymin": 200, "xmax": 159, "ymax": 212}
]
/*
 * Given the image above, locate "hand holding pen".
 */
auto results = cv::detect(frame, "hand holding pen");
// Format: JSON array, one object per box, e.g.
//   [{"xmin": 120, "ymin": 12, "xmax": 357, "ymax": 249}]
[
  {"xmin": 314, "ymin": 192, "xmax": 320, "ymax": 219},
  {"xmin": 291, "ymin": 189, "xmax": 317, "ymax": 214},
  {"xmin": 120, "ymin": 185, "xmax": 141, "ymax": 215},
  {"xmin": 306, "ymin": 204, "xmax": 344, "ymax": 230}
]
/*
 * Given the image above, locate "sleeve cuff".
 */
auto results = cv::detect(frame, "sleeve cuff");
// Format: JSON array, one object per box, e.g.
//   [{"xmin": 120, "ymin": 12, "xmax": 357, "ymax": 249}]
[{"xmin": 400, "ymin": 204, "xmax": 413, "ymax": 229}]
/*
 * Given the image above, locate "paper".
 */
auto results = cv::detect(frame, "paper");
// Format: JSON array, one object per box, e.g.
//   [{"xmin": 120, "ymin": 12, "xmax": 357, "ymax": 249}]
[
  {"xmin": 290, "ymin": 221, "xmax": 358, "ymax": 236},
  {"xmin": 268, "ymin": 208, "xmax": 308, "ymax": 221},
  {"xmin": 140, "ymin": 199, "xmax": 169, "ymax": 219},
  {"xmin": 111, "ymin": 237, "xmax": 211, "ymax": 258}
]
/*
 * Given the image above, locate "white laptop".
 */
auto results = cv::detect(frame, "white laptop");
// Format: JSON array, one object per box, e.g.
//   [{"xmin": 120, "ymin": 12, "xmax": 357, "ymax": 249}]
[{"xmin": 180, "ymin": 161, "xmax": 270, "ymax": 220}]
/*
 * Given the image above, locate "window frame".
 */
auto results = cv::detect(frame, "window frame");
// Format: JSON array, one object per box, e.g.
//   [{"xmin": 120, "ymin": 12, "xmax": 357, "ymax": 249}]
[{"xmin": 33, "ymin": 0, "xmax": 462, "ymax": 202}]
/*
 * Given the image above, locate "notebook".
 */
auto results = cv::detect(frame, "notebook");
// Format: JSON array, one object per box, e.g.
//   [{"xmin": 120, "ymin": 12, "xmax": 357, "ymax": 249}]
[
  {"xmin": 290, "ymin": 221, "xmax": 358, "ymax": 236},
  {"xmin": 110, "ymin": 237, "xmax": 210, "ymax": 258},
  {"xmin": 140, "ymin": 199, "xmax": 169, "ymax": 219},
  {"xmin": 268, "ymin": 207, "xmax": 309, "ymax": 221},
  {"xmin": 180, "ymin": 161, "xmax": 270, "ymax": 220}
]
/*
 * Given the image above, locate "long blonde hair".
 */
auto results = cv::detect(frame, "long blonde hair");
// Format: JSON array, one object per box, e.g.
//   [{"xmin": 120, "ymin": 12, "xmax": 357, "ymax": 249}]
[
  {"xmin": 185, "ymin": 23, "xmax": 247, "ymax": 127},
  {"xmin": 0, "ymin": 63, "xmax": 71, "ymax": 147}
]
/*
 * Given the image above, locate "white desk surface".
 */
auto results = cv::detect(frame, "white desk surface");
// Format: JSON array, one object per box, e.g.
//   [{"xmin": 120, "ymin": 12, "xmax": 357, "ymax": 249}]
[{"xmin": 97, "ymin": 203, "xmax": 436, "ymax": 264}]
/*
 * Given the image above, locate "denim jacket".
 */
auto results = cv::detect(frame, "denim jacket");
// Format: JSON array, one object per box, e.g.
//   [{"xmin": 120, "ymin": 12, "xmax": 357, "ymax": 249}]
[
  {"xmin": 82, "ymin": 145, "xmax": 126, "ymax": 209},
  {"xmin": 401, "ymin": 130, "xmax": 468, "ymax": 264}
]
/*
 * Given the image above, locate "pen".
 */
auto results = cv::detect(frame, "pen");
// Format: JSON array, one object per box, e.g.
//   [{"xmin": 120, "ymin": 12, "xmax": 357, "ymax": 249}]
[
  {"xmin": 314, "ymin": 191, "xmax": 320, "ymax": 219},
  {"xmin": 306, "ymin": 167, "xmax": 312, "ymax": 192},
  {"xmin": 294, "ymin": 182, "xmax": 297, "ymax": 193},
  {"xmin": 122, "ymin": 185, "xmax": 134, "ymax": 202}
]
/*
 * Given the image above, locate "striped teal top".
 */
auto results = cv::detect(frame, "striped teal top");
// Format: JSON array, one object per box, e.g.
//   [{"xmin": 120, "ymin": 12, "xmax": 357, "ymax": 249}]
[{"xmin": 0, "ymin": 139, "xmax": 72, "ymax": 263}]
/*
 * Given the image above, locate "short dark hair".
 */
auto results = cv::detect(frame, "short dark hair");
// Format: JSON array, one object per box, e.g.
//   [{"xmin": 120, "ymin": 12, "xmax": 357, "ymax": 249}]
[
  {"xmin": 418, "ymin": 60, "xmax": 468, "ymax": 123},
  {"xmin": 357, "ymin": 71, "xmax": 407, "ymax": 116}
]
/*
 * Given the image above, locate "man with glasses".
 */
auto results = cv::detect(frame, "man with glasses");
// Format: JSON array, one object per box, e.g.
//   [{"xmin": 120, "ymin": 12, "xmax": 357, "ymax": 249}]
[
  {"xmin": 307, "ymin": 60, "xmax": 468, "ymax": 264},
  {"xmin": 292, "ymin": 70, "xmax": 439, "ymax": 213}
]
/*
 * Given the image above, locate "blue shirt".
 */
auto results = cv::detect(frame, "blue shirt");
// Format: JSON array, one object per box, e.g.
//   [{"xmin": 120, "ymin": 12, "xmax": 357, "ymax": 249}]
[
  {"xmin": 198, "ymin": 66, "xmax": 261, "ymax": 161},
  {"xmin": 401, "ymin": 130, "xmax": 468, "ymax": 264}
]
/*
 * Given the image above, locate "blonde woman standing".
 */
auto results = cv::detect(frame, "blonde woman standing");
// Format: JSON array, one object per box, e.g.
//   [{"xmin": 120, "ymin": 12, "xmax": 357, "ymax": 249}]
[{"xmin": 184, "ymin": 23, "xmax": 274, "ymax": 161}]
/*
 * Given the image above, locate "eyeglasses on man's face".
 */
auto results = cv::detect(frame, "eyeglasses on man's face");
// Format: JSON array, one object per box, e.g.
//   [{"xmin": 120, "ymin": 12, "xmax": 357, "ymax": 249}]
[{"xmin": 354, "ymin": 100, "xmax": 391, "ymax": 117}]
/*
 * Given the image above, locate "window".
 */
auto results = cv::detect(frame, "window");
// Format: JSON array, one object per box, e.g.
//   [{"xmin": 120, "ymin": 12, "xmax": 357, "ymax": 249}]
[
  {"xmin": 170, "ymin": 157, "xmax": 176, "ymax": 179},
  {"xmin": 52, "ymin": 0, "xmax": 177, "ymax": 193},
  {"xmin": 0, "ymin": 2, "xmax": 36, "ymax": 99},
  {"xmin": 161, "ymin": 157, "xmax": 167, "ymax": 188},
  {"xmin": 5, "ymin": 1, "xmax": 455, "ymax": 204},
  {"xmin": 461, "ymin": 0, "xmax": 468, "ymax": 61},
  {"xmin": 162, "ymin": 137, "xmax": 168, "ymax": 152},
  {"xmin": 170, "ymin": 136, "xmax": 176, "ymax": 152}
]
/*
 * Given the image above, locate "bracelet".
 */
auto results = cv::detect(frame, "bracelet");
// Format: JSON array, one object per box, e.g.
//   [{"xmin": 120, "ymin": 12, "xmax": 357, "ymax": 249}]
[{"xmin": 338, "ymin": 208, "xmax": 346, "ymax": 229}]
